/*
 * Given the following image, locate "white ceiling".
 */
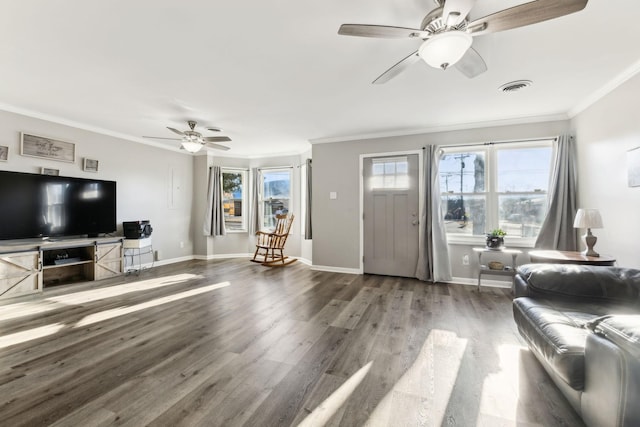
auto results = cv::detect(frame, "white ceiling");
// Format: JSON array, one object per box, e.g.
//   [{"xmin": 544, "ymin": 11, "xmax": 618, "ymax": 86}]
[{"xmin": 1, "ymin": 1, "xmax": 639, "ymax": 157}]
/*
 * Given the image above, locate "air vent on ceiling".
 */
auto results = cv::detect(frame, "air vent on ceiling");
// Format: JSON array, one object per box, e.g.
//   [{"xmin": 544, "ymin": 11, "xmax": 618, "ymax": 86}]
[{"xmin": 499, "ymin": 80, "xmax": 532, "ymax": 93}]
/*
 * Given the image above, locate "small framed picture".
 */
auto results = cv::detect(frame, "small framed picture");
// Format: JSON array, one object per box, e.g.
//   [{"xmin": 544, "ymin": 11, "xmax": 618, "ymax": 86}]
[
  {"xmin": 628, "ymin": 147, "xmax": 640, "ymax": 187},
  {"xmin": 83, "ymin": 158, "xmax": 99, "ymax": 172},
  {"xmin": 41, "ymin": 167, "xmax": 59, "ymax": 176},
  {"xmin": 0, "ymin": 145, "xmax": 7, "ymax": 161}
]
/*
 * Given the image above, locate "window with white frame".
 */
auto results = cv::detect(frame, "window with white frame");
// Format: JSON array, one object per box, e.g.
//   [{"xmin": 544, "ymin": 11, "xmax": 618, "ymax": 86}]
[
  {"xmin": 259, "ymin": 168, "xmax": 292, "ymax": 230},
  {"xmin": 439, "ymin": 140, "xmax": 554, "ymax": 243},
  {"xmin": 222, "ymin": 168, "xmax": 248, "ymax": 232}
]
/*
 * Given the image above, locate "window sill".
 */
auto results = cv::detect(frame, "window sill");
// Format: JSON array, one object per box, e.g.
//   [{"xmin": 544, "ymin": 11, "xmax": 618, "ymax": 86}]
[
  {"xmin": 224, "ymin": 230, "xmax": 248, "ymax": 234},
  {"xmin": 446, "ymin": 235, "xmax": 536, "ymax": 249}
]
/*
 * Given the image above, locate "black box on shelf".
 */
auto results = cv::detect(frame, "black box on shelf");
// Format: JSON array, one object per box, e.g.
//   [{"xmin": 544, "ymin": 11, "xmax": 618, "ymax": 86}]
[{"xmin": 123, "ymin": 221, "xmax": 153, "ymax": 239}]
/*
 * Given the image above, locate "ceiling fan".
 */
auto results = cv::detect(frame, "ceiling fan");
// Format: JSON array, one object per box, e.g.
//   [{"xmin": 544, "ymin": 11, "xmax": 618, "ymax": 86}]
[
  {"xmin": 338, "ymin": 0, "xmax": 588, "ymax": 84},
  {"xmin": 143, "ymin": 120, "xmax": 231, "ymax": 153}
]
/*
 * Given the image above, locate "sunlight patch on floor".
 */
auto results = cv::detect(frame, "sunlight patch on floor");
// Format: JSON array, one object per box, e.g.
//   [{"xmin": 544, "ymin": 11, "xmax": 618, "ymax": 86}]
[
  {"xmin": 0, "ymin": 323, "xmax": 65, "ymax": 349},
  {"xmin": 299, "ymin": 361, "xmax": 373, "ymax": 427},
  {"xmin": 74, "ymin": 281, "xmax": 231, "ymax": 327},
  {"xmin": 476, "ymin": 344, "xmax": 527, "ymax": 426},
  {"xmin": 368, "ymin": 329, "xmax": 468, "ymax": 426},
  {"xmin": 0, "ymin": 273, "xmax": 199, "ymax": 322}
]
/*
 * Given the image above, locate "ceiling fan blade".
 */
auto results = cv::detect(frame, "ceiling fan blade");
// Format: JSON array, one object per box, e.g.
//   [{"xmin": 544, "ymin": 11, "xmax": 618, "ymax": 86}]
[
  {"xmin": 373, "ymin": 51, "xmax": 421, "ymax": 84},
  {"xmin": 338, "ymin": 24, "xmax": 428, "ymax": 39},
  {"xmin": 204, "ymin": 136, "xmax": 231, "ymax": 142},
  {"xmin": 443, "ymin": 0, "xmax": 477, "ymax": 27},
  {"xmin": 454, "ymin": 47, "xmax": 487, "ymax": 78},
  {"xmin": 205, "ymin": 142, "xmax": 231, "ymax": 151},
  {"xmin": 143, "ymin": 136, "xmax": 181, "ymax": 141},
  {"xmin": 167, "ymin": 127, "xmax": 185, "ymax": 136},
  {"xmin": 467, "ymin": 0, "xmax": 588, "ymax": 36}
]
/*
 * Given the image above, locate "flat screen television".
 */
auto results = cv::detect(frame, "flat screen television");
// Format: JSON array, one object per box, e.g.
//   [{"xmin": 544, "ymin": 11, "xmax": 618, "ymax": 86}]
[{"xmin": 0, "ymin": 170, "xmax": 116, "ymax": 240}]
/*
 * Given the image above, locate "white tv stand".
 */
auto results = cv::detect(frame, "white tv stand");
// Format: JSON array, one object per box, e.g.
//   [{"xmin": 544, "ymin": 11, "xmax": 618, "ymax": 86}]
[{"xmin": 0, "ymin": 237, "xmax": 123, "ymax": 300}]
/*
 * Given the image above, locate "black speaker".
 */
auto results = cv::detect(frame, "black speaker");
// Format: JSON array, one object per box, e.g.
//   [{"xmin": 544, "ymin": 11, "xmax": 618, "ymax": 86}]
[{"xmin": 123, "ymin": 220, "xmax": 153, "ymax": 239}]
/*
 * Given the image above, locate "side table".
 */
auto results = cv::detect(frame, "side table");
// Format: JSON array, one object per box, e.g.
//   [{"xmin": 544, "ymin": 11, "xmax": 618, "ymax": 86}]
[
  {"xmin": 528, "ymin": 250, "xmax": 615, "ymax": 266},
  {"xmin": 123, "ymin": 237, "xmax": 154, "ymax": 274},
  {"xmin": 473, "ymin": 247, "xmax": 522, "ymax": 292}
]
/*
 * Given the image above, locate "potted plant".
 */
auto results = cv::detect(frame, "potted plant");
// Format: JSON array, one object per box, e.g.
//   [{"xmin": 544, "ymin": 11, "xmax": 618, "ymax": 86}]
[{"xmin": 486, "ymin": 228, "xmax": 506, "ymax": 249}]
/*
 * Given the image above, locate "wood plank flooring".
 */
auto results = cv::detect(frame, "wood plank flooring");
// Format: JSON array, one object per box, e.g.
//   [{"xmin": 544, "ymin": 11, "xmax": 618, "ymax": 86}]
[{"xmin": 0, "ymin": 259, "xmax": 585, "ymax": 426}]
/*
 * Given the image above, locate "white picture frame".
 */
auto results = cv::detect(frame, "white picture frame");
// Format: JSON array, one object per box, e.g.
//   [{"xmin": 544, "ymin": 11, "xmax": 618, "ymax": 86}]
[
  {"xmin": 21, "ymin": 132, "xmax": 75, "ymax": 163},
  {"xmin": 83, "ymin": 158, "xmax": 99, "ymax": 172},
  {"xmin": 628, "ymin": 147, "xmax": 640, "ymax": 187},
  {"xmin": 0, "ymin": 145, "xmax": 7, "ymax": 161},
  {"xmin": 41, "ymin": 167, "xmax": 60, "ymax": 176}
]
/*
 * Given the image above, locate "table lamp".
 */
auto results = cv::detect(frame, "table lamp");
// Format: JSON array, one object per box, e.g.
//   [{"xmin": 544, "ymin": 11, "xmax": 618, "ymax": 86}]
[{"xmin": 573, "ymin": 209, "xmax": 603, "ymax": 257}]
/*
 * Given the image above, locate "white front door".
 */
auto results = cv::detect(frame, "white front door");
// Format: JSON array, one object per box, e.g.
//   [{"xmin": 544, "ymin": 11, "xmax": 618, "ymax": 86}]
[{"xmin": 363, "ymin": 154, "xmax": 419, "ymax": 277}]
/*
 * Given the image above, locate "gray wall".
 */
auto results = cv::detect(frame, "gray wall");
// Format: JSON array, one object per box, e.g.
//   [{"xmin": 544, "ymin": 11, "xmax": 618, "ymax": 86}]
[
  {"xmin": 572, "ymin": 72, "xmax": 640, "ymax": 268},
  {"xmin": 311, "ymin": 120, "xmax": 571, "ymax": 276},
  {"xmin": 0, "ymin": 110, "xmax": 194, "ymax": 262}
]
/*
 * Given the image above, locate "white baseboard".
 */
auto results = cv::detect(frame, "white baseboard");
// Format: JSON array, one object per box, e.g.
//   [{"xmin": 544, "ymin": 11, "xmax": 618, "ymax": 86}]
[
  {"xmin": 448, "ymin": 276, "xmax": 512, "ymax": 289},
  {"xmin": 310, "ymin": 265, "xmax": 362, "ymax": 275},
  {"xmin": 296, "ymin": 257, "xmax": 312, "ymax": 266}
]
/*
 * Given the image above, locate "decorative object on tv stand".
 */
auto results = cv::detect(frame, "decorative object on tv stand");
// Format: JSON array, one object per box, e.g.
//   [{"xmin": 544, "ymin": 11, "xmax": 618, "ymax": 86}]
[
  {"xmin": 21, "ymin": 132, "xmax": 75, "ymax": 163},
  {"xmin": 573, "ymin": 208, "xmax": 603, "ymax": 257},
  {"xmin": 0, "ymin": 145, "xmax": 8, "ymax": 161},
  {"xmin": 83, "ymin": 158, "xmax": 99, "ymax": 172},
  {"xmin": 486, "ymin": 229, "xmax": 506, "ymax": 249}
]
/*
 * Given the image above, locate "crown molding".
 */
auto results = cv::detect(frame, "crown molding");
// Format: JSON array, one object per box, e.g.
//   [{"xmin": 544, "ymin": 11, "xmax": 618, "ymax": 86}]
[
  {"xmin": 309, "ymin": 112, "xmax": 569, "ymax": 145},
  {"xmin": 568, "ymin": 58, "xmax": 640, "ymax": 118}
]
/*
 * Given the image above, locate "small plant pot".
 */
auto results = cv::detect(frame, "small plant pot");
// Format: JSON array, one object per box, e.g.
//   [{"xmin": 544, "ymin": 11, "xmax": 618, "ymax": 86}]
[{"xmin": 486, "ymin": 235, "xmax": 504, "ymax": 249}]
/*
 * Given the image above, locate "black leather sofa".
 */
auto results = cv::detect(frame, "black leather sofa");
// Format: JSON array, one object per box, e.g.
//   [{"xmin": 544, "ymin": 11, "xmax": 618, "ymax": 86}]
[{"xmin": 513, "ymin": 264, "xmax": 640, "ymax": 427}]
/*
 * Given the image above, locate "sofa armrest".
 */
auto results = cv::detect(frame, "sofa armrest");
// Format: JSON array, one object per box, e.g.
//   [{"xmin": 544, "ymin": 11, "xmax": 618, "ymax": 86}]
[
  {"xmin": 581, "ymin": 331, "xmax": 640, "ymax": 427},
  {"xmin": 515, "ymin": 264, "xmax": 640, "ymax": 304}
]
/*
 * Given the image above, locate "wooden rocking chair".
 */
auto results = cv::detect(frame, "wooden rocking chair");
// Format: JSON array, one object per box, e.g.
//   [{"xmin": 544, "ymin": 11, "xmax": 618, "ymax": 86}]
[{"xmin": 251, "ymin": 213, "xmax": 297, "ymax": 267}]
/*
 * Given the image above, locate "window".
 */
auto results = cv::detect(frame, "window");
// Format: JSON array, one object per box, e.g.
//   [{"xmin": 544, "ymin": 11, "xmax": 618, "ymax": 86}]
[
  {"xmin": 439, "ymin": 141, "xmax": 554, "ymax": 244},
  {"xmin": 259, "ymin": 168, "xmax": 292, "ymax": 230},
  {"xmin": 222, "ymin": 169, "xmax": 247, "ymax": 232},
  {"xmin": 371, "ymin": 157, "xmax": 409, "ymax": 189}
]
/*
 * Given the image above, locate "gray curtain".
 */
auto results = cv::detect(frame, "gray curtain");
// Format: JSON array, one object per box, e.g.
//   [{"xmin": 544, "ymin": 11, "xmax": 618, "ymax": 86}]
[
  {"xmin": 535, "ymin": 135, "xmax": 578, "ymax": 250},
  {"xmin": 304, "ymin": 158, "xmax": 312, "ymax": 240},
  {"xmin": 249, "ymin": 167, "xmax": 260, "ymax": 234},
  {"xmin": 416, "ymin": 145, "xmax": 452, "ymax": 282},
  {"xmin": 203, "ymin": 166, "xmax": 226, "ymax": 237}
]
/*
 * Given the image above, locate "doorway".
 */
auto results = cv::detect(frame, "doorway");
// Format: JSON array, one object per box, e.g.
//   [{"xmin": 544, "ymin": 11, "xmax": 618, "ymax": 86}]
[{"xmin": 362, "ymin": 153, "xmax": 420, "ymax": 277}]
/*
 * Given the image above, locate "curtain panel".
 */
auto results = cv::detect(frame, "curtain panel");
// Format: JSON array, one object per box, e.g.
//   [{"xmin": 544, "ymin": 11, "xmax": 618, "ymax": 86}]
[
  {"xmin": 304, "ymin": 158, "xmax": 312, "ymax": 240},
  {"xmin": 249, "ymin": 167, "xmax": 260, "ymax": 234},
  {"xmin": 203, "ymin": 166, "xmax": 226, "ymax": 237},
  {"xmin": 535, "ymin": 135, "xmax": 578, "ymax": 250},
  {"xmin": 416, "ymin": 145, "xmax": 452, "ymax": 282}
]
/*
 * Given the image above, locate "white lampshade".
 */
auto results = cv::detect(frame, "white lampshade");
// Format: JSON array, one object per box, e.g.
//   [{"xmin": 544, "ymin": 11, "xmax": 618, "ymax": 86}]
[
  {"xmin": 418, "ymin": 31, "xmax": 473, "ymax": 70},
  {"xmin": 181, "ymin": 141, "xmax": 203, "ymax": 153},
  {"xmin": 573, "ymin": 209, "xmax": 603, "ymax": 229}
]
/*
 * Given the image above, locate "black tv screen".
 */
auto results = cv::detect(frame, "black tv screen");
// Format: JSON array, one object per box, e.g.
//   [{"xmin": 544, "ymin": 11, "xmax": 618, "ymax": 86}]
[{"xmin": 0, "ymin": 170, "xmax": 116, "ymax": 240}]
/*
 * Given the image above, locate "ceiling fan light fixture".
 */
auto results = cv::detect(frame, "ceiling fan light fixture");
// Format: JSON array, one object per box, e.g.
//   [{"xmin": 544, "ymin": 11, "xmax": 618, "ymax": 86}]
[
  {"xmin": 418, "ymin": 30, "xmax": 472, "ymax": 70},
  {"xmin": 181, "ymin": 141, "xmax": 203, "ymax": 153}
]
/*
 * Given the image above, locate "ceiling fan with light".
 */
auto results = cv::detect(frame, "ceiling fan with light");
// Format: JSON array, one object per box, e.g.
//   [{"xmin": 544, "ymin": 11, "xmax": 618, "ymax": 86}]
[
  {"xmin": 338, "ymin": 0, "xmax": 588, "ymax": 84},
  {"xmin": 143, "ymin": 120, "xmax": 231, "ymax": 153}
]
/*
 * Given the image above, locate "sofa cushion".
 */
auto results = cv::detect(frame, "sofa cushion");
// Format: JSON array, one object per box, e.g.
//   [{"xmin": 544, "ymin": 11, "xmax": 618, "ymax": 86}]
[
  {"xmin": 513, "ymin": 297, "xmax": 606, "ymax": 390},
  {"xmin": 587, "ymin": 315, "xmax": 640, "ymax": 358},
  {"xmin": 516, "ymin": 264, "xmax": 640, "ymax": 305}
]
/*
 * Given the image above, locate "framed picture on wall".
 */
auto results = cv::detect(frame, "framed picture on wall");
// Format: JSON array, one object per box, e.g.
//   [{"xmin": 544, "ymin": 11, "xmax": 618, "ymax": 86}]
[
  {"xmin": 628, "ymin": 147, "xmax": 640, "ymax": 187},
  {"xmin": 83, "ymin": 158, "xmax": 99, "ymax": 172},
  {"xmin": 0, "ymin": 145, "xmax": 7, "ymax": 161},
  {"xmin": 21, "ymin": 132, "xmax": 75, "ymax": 163},
  {"xmin": 41, "ymin": 167, "xmax": 60, "ymax": 176}
]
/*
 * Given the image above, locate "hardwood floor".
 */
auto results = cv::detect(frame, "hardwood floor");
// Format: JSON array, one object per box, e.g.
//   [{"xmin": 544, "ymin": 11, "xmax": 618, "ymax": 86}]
[{"xmin": 0, "ymin": 259, "xmax": 584, "ymax": 427}]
